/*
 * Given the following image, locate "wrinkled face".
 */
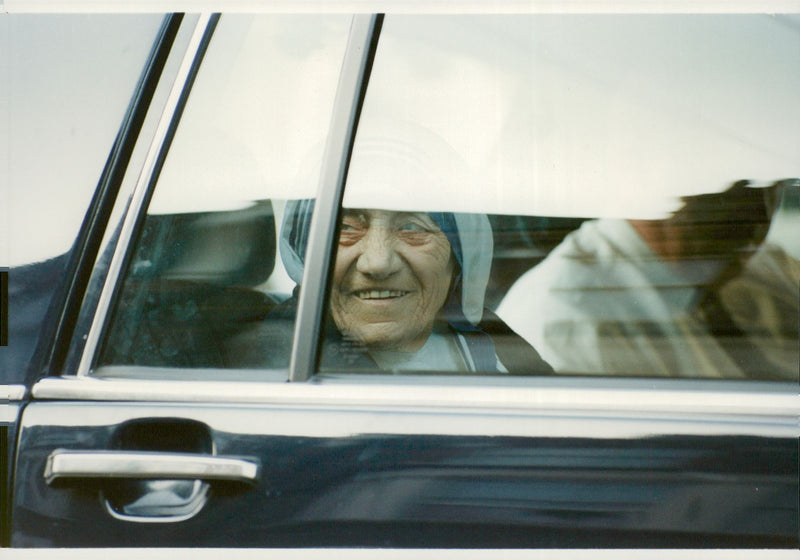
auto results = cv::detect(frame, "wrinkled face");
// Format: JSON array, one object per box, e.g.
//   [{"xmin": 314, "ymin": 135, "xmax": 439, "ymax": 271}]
[{"xmin": 330, "ymin": 209, "xmax": 455, "ymax": 352}]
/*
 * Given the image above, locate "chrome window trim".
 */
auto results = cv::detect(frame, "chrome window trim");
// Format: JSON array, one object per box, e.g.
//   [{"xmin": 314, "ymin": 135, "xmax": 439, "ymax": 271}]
[
  {"xmin": 31, "ymin": 376, "xmax": 799, "ymax": 439},
  {"xmin": 57, "ymin": 14, "xmax": 199, "ymax": 376},
  {"xmin": 101, "ymin": 479, "xmax": 209, "ymax": 524},
  {"xmin": 289, "ymin": 14, "xmax": 383, "ymax": 382},
  {"xmin": 0, "ymin": 403, "xmax": 22, "ymax": 423},
  {"xmin": 76, "ymin": 14, "xmax": 217, "ymax": 378},
  {"xmin": 1, "ymin": 384, "xmax": 26, "ymax": 402}
]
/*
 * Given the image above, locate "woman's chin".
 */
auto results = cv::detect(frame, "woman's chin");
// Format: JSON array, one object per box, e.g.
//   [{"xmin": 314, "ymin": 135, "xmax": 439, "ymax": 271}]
[{"xmin": 348, "ymin": 325, "xmax": 430, "ymax": 353}]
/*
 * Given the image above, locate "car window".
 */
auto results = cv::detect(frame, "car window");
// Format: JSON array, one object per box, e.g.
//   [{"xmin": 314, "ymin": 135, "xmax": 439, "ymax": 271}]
[
  {"xmin": 94, "ymin": 14, "xmax": 350, "ymax": 376},
  {"xmin": 321, "ymin": 14, "xmax": 799, "ymax": 379},
  {"xmin": 0, "ymin": 14, "xmax": 162, "ymax": 384}
]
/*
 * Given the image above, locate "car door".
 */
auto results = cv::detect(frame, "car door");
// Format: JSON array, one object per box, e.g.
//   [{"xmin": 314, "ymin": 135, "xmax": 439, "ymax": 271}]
[
  {"xmin": 9, "ymin": 11, "xmax": 377, "ymax": 547},
  {"xmin": 9, "ymin": 11, "xmax": 800, "ymax": 549}
]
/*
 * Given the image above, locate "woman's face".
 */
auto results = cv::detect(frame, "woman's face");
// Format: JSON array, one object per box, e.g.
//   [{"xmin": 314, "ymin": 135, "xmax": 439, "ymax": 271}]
[{"xmin": 330, "ymin": 209, "xmax": 455, "ymax": 352}]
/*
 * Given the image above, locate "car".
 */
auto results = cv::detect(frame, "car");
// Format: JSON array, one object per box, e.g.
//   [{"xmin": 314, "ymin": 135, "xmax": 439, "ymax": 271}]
[{"xmin": 1, "ymin": 8, "xmax": 798, "ymax": 551}]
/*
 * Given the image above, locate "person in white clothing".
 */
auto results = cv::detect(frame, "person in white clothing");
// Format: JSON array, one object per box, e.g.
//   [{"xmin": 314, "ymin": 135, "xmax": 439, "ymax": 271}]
[{"xmin": 497, "ymin": 181, "xmax": 799, "ymax": 380}]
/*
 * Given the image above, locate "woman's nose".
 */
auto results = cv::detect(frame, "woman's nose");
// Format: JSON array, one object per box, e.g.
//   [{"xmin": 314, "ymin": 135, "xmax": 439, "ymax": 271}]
[{"xmin": 356, "ymin": 227, "xmax": 401, "ymax": 278}]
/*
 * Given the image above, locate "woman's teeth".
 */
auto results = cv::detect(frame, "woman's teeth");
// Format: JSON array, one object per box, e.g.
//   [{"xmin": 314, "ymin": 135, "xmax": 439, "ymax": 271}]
[{"xmin": 356, "ymin": 290, "xmax": 407, "ymax": 299}]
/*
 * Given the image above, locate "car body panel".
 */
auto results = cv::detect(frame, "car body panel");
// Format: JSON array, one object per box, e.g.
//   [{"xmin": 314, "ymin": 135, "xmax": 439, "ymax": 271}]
[
  {"xmin": 13, "ymin": 396, "xmax": 798, "ymax": 547},
  {"xmin": 4, "ymin": 10, "xmax": 799, "ymax": 551}
]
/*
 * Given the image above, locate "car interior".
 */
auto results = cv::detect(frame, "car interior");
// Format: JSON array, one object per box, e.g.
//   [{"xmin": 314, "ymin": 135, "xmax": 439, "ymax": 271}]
[{"xmin": 98, "ymin": 200, "xmax": 281, "ymax": 368}]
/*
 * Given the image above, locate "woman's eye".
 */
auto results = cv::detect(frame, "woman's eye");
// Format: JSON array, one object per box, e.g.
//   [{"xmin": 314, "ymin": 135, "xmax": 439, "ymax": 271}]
[
  {"xmin": 397, "ymin": 222, "xmax": 428, "ymax": 233},
  {"xmin": 340, "ymin": 217, "xmax": 365, "ymax": 232},
  {"xmin": 339, "ymin": 218, "xmax": 366, "ymax": 246}
]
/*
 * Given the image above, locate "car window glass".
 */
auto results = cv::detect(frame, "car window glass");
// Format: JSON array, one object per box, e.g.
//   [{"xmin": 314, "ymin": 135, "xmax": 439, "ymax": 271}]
[
  {"xmin": 95, "ymin": 14, "xmax": 350, "ymax": 376},
  {"xmin": 322, "ymin": 14, "xmax": 799, "ymax": 380},
  {"xmin": 0, "ymin": 14, "xmax": 161, "ymax": 384}
]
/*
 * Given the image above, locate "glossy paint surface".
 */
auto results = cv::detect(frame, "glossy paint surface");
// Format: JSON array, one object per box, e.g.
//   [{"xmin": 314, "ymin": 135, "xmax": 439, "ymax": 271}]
[{"xmin": 12, "ymin": 402, "xmax": 798, "ymax": 548}]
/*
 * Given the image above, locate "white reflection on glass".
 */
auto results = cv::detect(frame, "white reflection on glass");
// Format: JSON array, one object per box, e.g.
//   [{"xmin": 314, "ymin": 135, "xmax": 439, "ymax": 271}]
[{"xmin": 349, "ymin": 15, "xmax": 799, "ymax": 219}]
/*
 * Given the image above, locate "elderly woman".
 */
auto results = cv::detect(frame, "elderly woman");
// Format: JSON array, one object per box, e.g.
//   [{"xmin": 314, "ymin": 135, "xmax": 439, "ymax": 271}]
[
  {"xmin": 230, "ymin": 121, "xmax": 550, "ymax": 373},
  {"xmin": 231, "ymin": 198, "xmax": 552, "ymax": 374}
]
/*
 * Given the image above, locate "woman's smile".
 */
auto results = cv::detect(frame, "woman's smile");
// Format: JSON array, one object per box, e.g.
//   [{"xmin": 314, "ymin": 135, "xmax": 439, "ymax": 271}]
[{"xmin": 352, "ymin": 289, "xmax": 411, "ymax": 301}]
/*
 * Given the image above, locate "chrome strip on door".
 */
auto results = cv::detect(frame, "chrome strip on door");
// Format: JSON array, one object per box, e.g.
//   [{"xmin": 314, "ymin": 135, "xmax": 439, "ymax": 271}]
[
  {"xmin": 30, "ymin": 376, "xmax": 799, "ymax": 439},
  {"xmin": 1, "ymin": 385, "xmax": 26, "ymax": 402},
  {"xmin": 0, "ymin": 383, "xmax": 23, "ymax": 422},
  {"xmin": 0, "ymin": 404, "xmax": 21, "ymax": 424}
]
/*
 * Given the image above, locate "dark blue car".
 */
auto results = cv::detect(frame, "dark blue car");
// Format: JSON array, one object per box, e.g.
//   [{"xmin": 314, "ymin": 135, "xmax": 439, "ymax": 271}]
[{"xmin": 1, "ymin": 10, "xmax": 798, "ymax": 551}]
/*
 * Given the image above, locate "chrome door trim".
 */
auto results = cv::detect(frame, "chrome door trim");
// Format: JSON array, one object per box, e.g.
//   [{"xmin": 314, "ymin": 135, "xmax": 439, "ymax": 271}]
[
  {"xmin": 31, "ymin": 376, "xmax": 799, "ymax": 439},
  {"xmin": 1, "ymin": 384, "xmax": 26, "ymax": 402},
  {"xmin": 0, "ymin": 385, "xmax": 24, "ymax": 421},
  {"xmin": 102, "ymin": 479, "xmax": 209, "ymax": 524},
  {"xmin": 0, "ymin": 403, "xmax": 21, "ymax": 423},
  {"xmin": 76, "ymin": 14, "xmax": 218, "ymax": 378},
  {"xmin": 289, "ymin": 14, "xmax": 384, "ymax": 382},
  {"xmin": 44, "ymin": 450, "xmax": 259, "ymax": 485}
]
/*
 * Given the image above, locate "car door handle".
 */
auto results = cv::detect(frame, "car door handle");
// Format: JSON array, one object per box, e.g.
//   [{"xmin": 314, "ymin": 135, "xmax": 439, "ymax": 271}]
[{"xmin": 44, "ymin": 449, "xmax": 259, "ymax": 485}]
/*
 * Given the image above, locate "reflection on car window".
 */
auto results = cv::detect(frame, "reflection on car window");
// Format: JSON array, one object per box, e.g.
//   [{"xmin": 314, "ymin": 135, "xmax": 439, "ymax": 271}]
[
  {"xmin": 324, "ymin": 14, "xmax": 799, "ymax": 379},
  {"xmin": 96, "ymin": 14, "xmax": 349, "ymax": 374}
]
